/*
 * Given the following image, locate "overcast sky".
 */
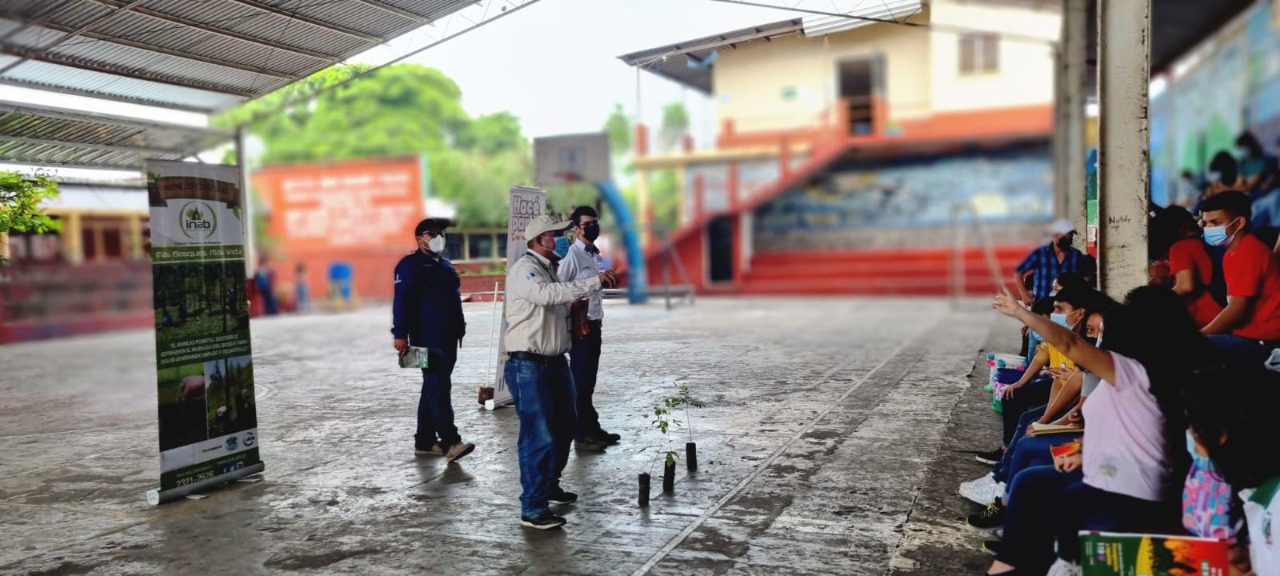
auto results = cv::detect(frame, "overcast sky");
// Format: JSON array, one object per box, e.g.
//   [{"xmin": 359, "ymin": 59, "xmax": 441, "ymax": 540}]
[
  {"xmin": 0, "ymin": 0, "xmax": 792, "ymax": 179},
  {"xmin": 355, "ymin": 0, "xmax": 789, "ymax": 142}
]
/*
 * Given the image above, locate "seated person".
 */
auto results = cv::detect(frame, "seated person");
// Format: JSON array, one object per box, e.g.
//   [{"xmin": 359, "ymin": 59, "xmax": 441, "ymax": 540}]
[
  {"xmin": 986, "ymin": 286, "xmax": 1216, "ymax": 576},
  {"xmin": 968, "ymin": 304, "xmax": 1108, "ymax": 531},
  {"xmin": 1158, "ymin": 206, "xmax": 1224, "ymax": 328},
  {"xmin": 1198, "ymin": 191, "xmax": 1280, "ymax": 366},
  {"xmin": 1184, "ymin": 365, "xmax": 1280, "ymax": 576}
]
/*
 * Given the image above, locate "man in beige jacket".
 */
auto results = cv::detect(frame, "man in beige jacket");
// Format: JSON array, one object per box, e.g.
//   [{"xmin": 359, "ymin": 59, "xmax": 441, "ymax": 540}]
[{"xmin": 504, "ymin": 215, "xmax": 618, "ymax": 530}]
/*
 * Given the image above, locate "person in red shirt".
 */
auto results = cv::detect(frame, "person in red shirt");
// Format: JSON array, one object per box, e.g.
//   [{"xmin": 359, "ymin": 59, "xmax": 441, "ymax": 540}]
[
  {"xmin": 1199, "ymin": 191, "xmax": 1280, "ymax": 366},
  {"xmin": 1158, "ymin": 206, "xmax": 1224, "ymax": 328}
]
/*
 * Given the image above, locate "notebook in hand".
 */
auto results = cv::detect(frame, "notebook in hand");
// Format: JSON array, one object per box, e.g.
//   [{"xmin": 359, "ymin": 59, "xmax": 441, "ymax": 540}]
[
  {"xmin": 399, "ymin": 347, "xmax": 429, "ymax": 369},
  {"xmin": 1029, "ymin": 422, "xmax": 1084, "ymax": 436}
]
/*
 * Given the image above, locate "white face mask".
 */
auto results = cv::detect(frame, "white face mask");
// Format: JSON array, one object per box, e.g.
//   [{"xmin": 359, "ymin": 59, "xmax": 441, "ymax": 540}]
[{"xmin": 428, "ymin": 235, "xmax": 446, "ymax": 253}]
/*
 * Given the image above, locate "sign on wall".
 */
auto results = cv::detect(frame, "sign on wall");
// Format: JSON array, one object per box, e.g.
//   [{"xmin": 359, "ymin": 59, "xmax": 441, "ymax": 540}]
[
  {"xmin": 146, "ymin": 160, "xmax": 263, "ymax": 504},
  {"xmin": 483, "ymin": 185, "xmax": 545, "ymax": 410}
]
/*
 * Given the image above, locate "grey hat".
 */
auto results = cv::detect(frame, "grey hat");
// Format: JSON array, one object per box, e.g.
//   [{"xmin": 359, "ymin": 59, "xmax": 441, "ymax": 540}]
[{"xmin": 524, "ymin": 214, "xmax": 571, "ymax": 239}]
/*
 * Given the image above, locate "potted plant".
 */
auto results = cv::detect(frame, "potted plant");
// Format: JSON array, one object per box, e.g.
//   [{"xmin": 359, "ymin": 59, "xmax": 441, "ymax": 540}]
[{"xmin": 646, "ymin": 384, "xmax": 705, "ymax": 501}]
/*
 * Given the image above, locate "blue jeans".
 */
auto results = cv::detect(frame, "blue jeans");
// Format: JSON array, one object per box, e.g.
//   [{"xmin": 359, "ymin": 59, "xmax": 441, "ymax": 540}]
[
  {"xmin": 506, "ymin": 356, "xmax": 578, "ymax": 518},
  {"xmin": 996, "ymin": 405, "xmax": 1047, "ymax": 484},
  {"xmin": 1208, "ymin": 334, "xmax": 1275, "ymax": 367},
  {"xmin": 997, "ymin": 465, "xmax": 1083, "ymax": 575},
  {"xmin": 416, "ymin": 347, "xmax": 460, "ymax": 452},
  {"xmin": 570, "ymin": 320, "xmax": 603, "ymax": 439},
  {"xmin": 996, "ymin": 403, "xmax": 1074, "ymax": 484},
  {"xmin": 1005, "ymin": 432, "xmax": 1082, "ymax": 498}
]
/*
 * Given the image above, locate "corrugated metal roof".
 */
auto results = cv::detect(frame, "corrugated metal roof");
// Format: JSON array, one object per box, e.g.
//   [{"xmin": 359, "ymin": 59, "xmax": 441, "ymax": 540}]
[
  {"xmin": 0, "ymin": 0, "xmax": 481, "ymax": 113},
  {"xmin": 0, "ymin": 100, "xmax": 235, "ymax": 169},
  {"xmin": 618, "ymin": 19, "xmax": 806, "ymax": 95},
  {"xmin": 0, "ymin": 0, "xmax": 489, "ymax": 169},
  {"xmin": 800, "ymin": 0, "xmax": 921, "ymax": 37}
]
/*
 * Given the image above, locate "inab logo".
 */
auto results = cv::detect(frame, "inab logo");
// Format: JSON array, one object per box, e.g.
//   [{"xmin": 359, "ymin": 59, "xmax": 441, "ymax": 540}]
[{"xmin": 179, "ymin": 201, "xmax": 218, "ymax": 240}]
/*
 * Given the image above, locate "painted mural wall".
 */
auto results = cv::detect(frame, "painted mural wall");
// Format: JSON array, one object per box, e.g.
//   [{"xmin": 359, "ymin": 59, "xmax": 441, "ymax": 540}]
[
  {"xmin": 753, "ymin": 146, "xmax": 1052, "ymax": 252},
  {"xmin": 1151, "ymin": 0, "xmax": 1280, "ymax": 206}
]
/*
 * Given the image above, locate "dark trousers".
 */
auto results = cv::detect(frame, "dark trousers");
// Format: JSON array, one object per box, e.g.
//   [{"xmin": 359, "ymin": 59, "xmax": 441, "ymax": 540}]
[
  {"xmin": 505, "ymin": 356, "xmax": 577, "ymax": 518},
  {"xmin": 997, "ymin": 465, "xmax": 1082, "ymax": 575},
  {"xmin": 416, "ymin": 347, "xmax": 460, "ymax": 452},
  {"xmin": 1056, "ymin": 481, "xmax": 1166, "ymax": 563},
  {"xmin": 1001, "ymin": 375, "xmax": 1053, "ymax": 446},
  {"xmin": 1208, "ymin": 334, "xmax": 1277, "ymax": 367},
  {"xmin": 569, "ymin": 319, "xmax": 603, "ymax": 439}
]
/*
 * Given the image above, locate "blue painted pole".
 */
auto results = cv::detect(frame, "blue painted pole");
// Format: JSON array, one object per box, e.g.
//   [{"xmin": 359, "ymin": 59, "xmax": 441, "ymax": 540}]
[{"xmin": 594, "ymin": 181, "xmax": 648, "ymax": 304}]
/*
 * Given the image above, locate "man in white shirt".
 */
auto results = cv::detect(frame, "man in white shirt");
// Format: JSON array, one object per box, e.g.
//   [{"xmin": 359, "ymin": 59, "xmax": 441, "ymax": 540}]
[
  {"xmin": 504, "ymin": 215, "xmax": 618, "ymax": 530},
  {"xmin": 560, "ymin": 206, "xmax": 621, "ymax": 452}
]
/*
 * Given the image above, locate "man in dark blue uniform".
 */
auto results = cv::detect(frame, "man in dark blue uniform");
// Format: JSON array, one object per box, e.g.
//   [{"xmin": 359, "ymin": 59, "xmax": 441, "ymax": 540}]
[{"xmin": 392, "ymin": 217, "xmax": 475, "ymax": 463}]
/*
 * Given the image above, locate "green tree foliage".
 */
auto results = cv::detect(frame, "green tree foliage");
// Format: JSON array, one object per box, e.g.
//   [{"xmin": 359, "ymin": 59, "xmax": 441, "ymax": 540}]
[
  {"xmin": 215, "ymin": 64, "xmax": 530, "ymax": 227},
  {"xmin": 604, "ymin": 103, "xmax": 632, "ymax": 156},
  {"xmin": 0, "ymin": 170, "xmax": 60, "ymax": 234},
  {"xmin": 659, "ymin": 102, "xmax": 690, "ymax": 152}
]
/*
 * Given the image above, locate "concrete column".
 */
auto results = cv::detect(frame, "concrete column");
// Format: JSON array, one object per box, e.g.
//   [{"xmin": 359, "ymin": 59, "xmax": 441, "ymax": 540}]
[
  {"xmin": 1097, "ymin": 0, "xmax": 1151, "ymax": 298},
  {"xmin": 1053, "ymin": 46, "xmax": 1068, "ymax": 219},
  {"xmin": 634, "ymin": 123, "xmax": 652, "ymax": 249},
  {"xmin": 128, "ymin": 214, "xmax": 144, "ymax": 259},
  {"xmin": 62, "ymin": 211, "xmax": 83, "ymax": 264},
  {"xmin": 1062, "ymin": 0, "xmax": 1089, "ymax": 234}
]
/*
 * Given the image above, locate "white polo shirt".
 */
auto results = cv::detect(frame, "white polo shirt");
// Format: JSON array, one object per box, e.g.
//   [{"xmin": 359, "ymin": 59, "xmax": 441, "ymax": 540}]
[{"xmin": 559, "ymin": 238, "xmax": 604, "ymax": 321}]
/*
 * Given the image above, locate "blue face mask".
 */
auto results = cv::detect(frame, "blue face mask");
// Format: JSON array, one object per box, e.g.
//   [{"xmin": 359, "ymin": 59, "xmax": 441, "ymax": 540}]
[
  {"xmin": 1203, "ymin": 221, "xmax": 1237, "ymax": 247},
  {"xmin": 1050, "ymin": 312, "xmax": 1075, "ymax": 329},
  {"xmin": 1186, "ymin": 430, "xmax": 1217, "ymax": 473},
  {"xmin": 553, "ymin": 236, "xmax": 570, "ymax": 259}
]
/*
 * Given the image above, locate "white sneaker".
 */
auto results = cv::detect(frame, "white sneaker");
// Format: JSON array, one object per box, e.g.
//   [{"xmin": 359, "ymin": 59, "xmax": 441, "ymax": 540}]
[
  {"xmin": 1047, "ymin": 558, "xmax": 1080, "ymax": 576},
  {"xmin": 992, "ymin": 481, "xmax": 1007, "ymax": 502},
  {"xmin": 959, "ymin": 472, "xmax": 997, "ymax": 506}
]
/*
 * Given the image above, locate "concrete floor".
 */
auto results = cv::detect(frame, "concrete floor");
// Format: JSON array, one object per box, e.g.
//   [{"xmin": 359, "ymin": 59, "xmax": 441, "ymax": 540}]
[{"xmin": 0, "ymin": 297, "xmax": 1011, "ymax": 575}]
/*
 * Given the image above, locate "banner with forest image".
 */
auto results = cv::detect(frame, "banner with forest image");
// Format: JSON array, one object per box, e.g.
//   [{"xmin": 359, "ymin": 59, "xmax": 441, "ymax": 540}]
[{"xmin": 146, "ymin": 160, "xmax": 262, "ymax": 500}]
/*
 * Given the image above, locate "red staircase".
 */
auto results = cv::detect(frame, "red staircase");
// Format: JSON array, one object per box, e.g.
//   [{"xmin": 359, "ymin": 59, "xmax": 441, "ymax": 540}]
[{"xmin": 736, "ymin": 245, "xmax": 1034, "ymax": 296}]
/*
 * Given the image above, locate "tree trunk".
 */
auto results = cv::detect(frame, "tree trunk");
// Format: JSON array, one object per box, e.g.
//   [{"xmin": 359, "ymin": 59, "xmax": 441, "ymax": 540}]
[{"xmin": 0, "ymin": 230, "xmax": 9, "ymax": 263}]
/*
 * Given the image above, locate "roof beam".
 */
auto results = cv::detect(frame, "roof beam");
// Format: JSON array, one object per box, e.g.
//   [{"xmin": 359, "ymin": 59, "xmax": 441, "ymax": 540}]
[
  {"xmin": 0, "ymin": 77, "xmax": 227, "ymax": 114},
  {"xmin": 351, "ymin": 0, "xmax": 431, "ymax": 23},
  {"xmin": 0, "ymin": 44, "xmax": 265, "ymax": 97},
  {"xmin": 88, "ymin": 0, "xmax": 340, "ymax": 64},
  {"xmin": 0, "ymin": 134, "xmax": 185, "ymax": 157},
  {"xmin": 0, "ymin": 101, "xmax": 235, "ymax": 138},
  {"xmin": 224, "ymin": 0, "xmax": 383, "ymax": 44}
]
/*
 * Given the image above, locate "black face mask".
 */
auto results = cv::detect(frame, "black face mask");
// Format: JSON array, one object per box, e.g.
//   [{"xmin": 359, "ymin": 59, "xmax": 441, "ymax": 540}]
[
  {"xmin": 1056, "ymin": 236, "xmax": 1074, "ymax": 250},
  {"xmin": 582, "ymin": 222, "xmax": 600, "ymax": 241}
]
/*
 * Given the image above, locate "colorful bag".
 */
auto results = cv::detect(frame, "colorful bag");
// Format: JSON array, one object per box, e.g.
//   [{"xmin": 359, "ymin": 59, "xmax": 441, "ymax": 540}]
[{"xmin": 1182, "ymin": 461, "xmax": 1236, "ymax": 543}]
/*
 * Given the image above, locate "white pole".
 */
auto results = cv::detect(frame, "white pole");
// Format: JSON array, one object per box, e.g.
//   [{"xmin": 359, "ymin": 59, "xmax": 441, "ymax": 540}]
[{"xmin": 484, "ymin": 281, "xmax": 501, "ymax": 383}]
